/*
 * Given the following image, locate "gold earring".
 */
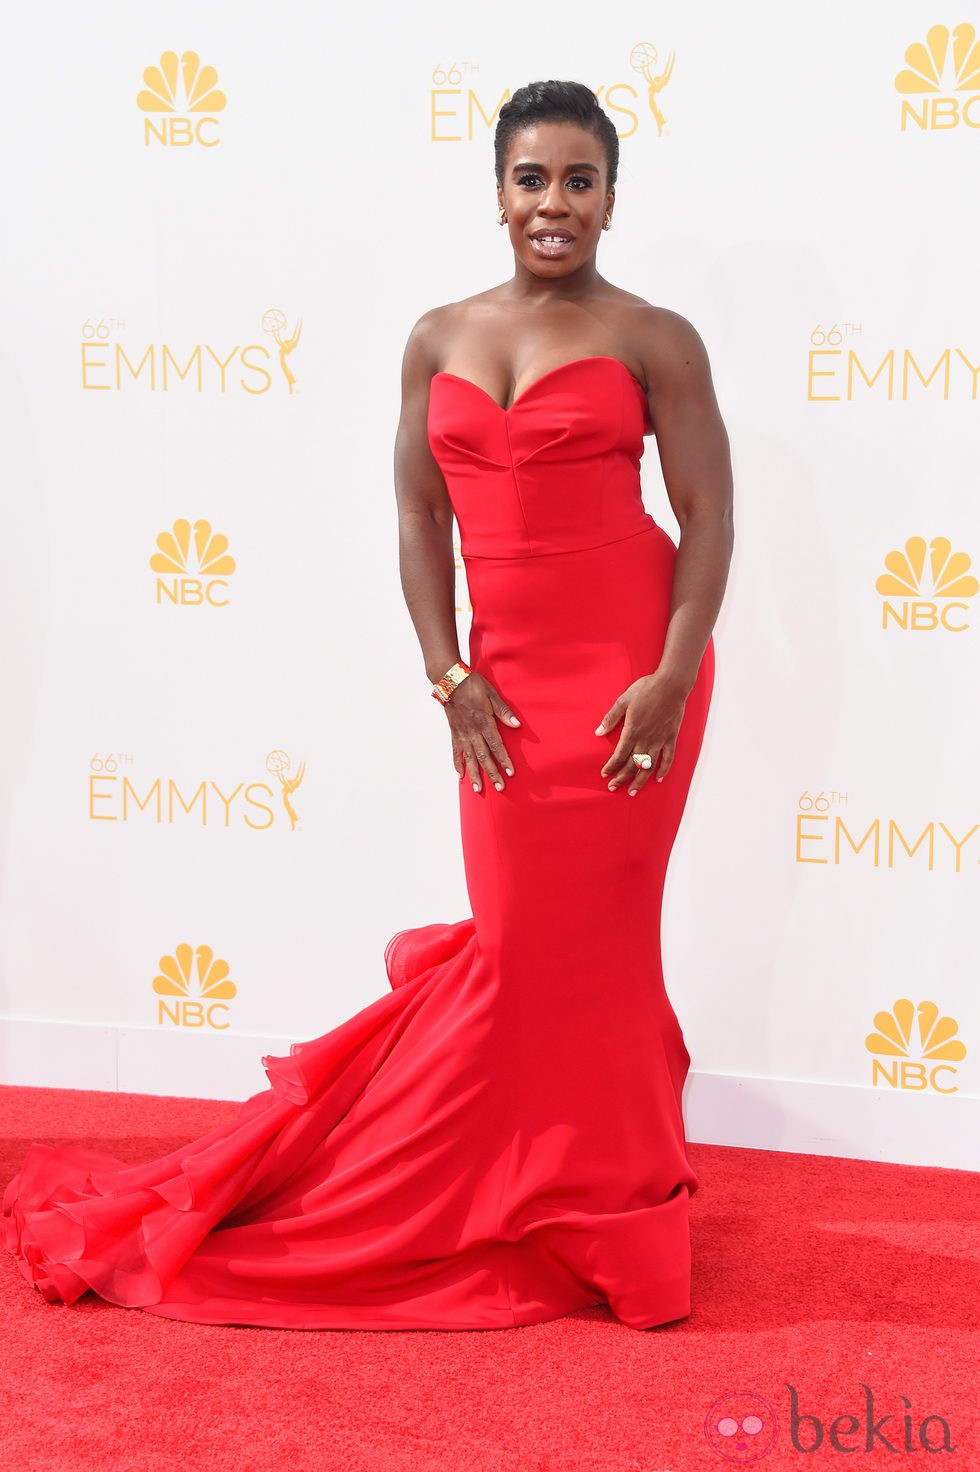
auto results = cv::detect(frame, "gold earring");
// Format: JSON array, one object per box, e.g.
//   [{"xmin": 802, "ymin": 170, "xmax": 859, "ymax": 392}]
[
  {"xmin": 602, "ymin": 213, "xmax": 612, "ymax": 231},
  {"xmin": 498, "ymin": 206, "xmax": 507, "ymax": 225}
]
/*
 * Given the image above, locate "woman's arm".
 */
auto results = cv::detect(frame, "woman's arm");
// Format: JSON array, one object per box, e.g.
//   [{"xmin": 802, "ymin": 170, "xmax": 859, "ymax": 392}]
[
  {"xmin": 393, "ymin": 313, "xmax": 464, "ymax": 685},
  {"xmin": 597, "ymin": 310, "xmax": 733, "ymax": 792},
  {"xmin": 644, "ymin": 310, "xmax": 734, "ymax": 696},
  {"xmin": 393, "ymin": 314, "xmax": 521, "ymax": 792}
]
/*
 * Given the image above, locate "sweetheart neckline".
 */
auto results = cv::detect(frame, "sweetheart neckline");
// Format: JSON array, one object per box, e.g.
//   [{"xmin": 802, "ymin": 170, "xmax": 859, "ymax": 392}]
[{"xmin": 431, "ymin": 355, "xmax": 648, "ymax": 414}]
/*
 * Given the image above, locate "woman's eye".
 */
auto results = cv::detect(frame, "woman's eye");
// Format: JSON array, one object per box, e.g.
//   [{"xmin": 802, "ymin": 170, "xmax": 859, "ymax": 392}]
[
  {"xmin": 516, "ymin": 173, "xmax": 542, "ymax": 187},
  {"xmin": 567, "ymin": 175, "xmax": 593, "ymax": 189}
]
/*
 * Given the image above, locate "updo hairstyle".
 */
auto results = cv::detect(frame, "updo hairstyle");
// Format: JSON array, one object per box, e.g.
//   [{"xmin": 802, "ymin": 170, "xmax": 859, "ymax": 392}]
[{"xmin": 493, "ymin": 80, "xmax": 620, "ymax": 189}]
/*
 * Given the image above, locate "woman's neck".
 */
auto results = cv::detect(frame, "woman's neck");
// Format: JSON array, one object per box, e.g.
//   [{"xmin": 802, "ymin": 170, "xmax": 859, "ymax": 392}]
[{"xmin": 506, "ymin": 258, "xmax": 605, "ymax": 304}]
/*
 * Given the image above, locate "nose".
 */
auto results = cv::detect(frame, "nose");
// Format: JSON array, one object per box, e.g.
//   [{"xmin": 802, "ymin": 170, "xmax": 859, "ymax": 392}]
[{"xmin": 537, "ymin": 181, "xmax": 569, "ymax": 216}]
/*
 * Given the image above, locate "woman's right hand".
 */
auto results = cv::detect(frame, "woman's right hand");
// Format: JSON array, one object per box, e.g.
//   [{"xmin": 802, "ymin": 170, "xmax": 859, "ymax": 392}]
[{"xmin": 443, "ymin": 672, "xmax": 521, "ymax": 792}]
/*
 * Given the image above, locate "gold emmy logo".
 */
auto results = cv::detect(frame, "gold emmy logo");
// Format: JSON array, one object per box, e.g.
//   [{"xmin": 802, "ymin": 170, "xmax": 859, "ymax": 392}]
[
  {"xmin": 267, "ymin": 750, "xmax": 305, "ymax": 831},
  {"xmin": 806, "ymin": 337, "xmax": 980, "ymax": 402},
  {"xmin": 88, "ymin": 751, "xmax": 302, "ymax": 830},
  {"xmin": 895, "ymin": 23, "xmax": 980, "ymax": 129},
  {"xmin": 795, "ymin": 791, "xmax": 978, "ymax": 872},
  {"xmin": 630, "ymin": 41, "xmax": 675, "ymax": 136},
  {"xmin": 876, "ymin": 536, "xmax": 978, "ymax": 632},
  {"xmin": 153, "ymin": 943, "xmax": 236, "ymax": 1029},
  {"xmin": 866, "ymin": 999, "xmax": 966, "ymax": 1093},
  {"xmin": 150, "ymin": 519, "xmax": 236, "ymax": 607},
  {"xmin": 138, "ymin": 50, "xmax": 226, "ymax": 146},
  {"xmin": 429, "ymin": 56, "xmax": 673, "ymax": 143},
  {"xmin": 262, "ymin": 309, "xmax": 302, "ymax": 394},
  {"xmin": 80, "ymin": 317, "xmax": 293, "ymax": 395}
]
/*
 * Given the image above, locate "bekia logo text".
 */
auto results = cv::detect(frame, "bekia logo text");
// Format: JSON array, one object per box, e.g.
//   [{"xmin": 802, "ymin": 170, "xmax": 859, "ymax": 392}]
[{"xmin": 789, "ymin": 1383, "xmax": 955, "ymax": 1454}]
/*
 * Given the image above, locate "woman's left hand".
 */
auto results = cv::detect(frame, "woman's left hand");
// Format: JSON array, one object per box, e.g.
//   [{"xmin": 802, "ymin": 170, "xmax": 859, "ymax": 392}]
[{"xmin": 595, "ymin": 672, "xmax": 688, "ymax": 794}]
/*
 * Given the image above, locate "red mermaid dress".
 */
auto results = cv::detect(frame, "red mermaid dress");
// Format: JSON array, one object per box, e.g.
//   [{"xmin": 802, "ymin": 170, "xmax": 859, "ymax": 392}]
[{"xmin": 4, "ymin": 356, "xmax": 714, "ymax": 1330}]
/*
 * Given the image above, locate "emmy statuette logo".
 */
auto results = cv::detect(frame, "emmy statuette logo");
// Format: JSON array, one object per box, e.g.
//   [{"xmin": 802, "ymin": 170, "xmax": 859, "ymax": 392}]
[
  {"xmin": 267, "ymin": 751, "xmax": 305, "ymax": 831},
  {"xmin": 630, "ymin": 41, "xmax": 675, "ymax": 136},
  {"xmin": 153, "ymin": 944, "xmax": 236, "ymax": 1028},
  {"xmin": 262, "ymin": 309, "xmax": 303, "ymax": 394}
]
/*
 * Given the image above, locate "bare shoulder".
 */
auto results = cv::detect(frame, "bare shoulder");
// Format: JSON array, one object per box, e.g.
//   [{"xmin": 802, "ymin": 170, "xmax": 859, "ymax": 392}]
[
  {"xmin": 588, "ymin": 287, "xmax": 709, "ymax": 394},
  {"xmin": 402, "ymin": 303, "xmax": 454, "ymax": 377},
  {"xmin": 618, "ymin": 300, "xmax": 712, "ymax": 383},
  {"xmin": 403, "ymin": 287, "xmax": 509, "ymax": 376}
]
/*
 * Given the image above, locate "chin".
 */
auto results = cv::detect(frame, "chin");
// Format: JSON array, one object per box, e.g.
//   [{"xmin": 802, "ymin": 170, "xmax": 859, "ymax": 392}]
[{"xmin": 523, "ymin": 253, "xmax": 576, "ymax": 273}]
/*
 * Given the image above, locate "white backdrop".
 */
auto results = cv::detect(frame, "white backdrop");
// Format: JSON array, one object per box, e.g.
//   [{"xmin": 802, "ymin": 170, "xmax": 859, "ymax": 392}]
[{"xmin": 1, "ymin": 0, "xmax": 977, "ymax": 1169}]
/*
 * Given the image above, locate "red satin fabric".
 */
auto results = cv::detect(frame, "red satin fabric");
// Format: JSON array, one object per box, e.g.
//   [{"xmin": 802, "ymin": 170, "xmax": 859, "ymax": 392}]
[{"xmin": 4, "ymin": 356, "xmax": 714, "ymax": 1330}]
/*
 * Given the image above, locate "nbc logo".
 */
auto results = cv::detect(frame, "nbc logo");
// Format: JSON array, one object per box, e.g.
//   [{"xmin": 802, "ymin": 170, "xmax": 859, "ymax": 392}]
[
  {"xmin": 151, "ymin": 519, "xmax": 236, "ymax": 606},
  {"xmin": 137, "ymin": 50, "xmax": 225, "ymax": 146},
  {"xmin": 866, "ymin": 999, "xmax": 966, "ymax": 1093},
  {"xmin": 895, "ymin": 23, "xmax": 980, "ymax": 130},
  {"xmin": 153, "ymin": 943, "xmax": 236, "ymax": 1029},
  {"xmin": 875, "ymin": 536, "xmax": 977, "ymax": 631}
]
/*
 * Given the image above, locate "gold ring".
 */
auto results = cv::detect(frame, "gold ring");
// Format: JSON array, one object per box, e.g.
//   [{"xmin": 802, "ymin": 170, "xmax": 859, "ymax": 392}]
[{"xmin": 631, "ymin": 753, "xmax": 653, "ymax": 770}]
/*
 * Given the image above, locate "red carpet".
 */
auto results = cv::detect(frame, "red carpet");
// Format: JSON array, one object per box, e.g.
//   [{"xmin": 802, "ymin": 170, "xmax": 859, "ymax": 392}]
[{"xmin": 2, "ymin": 1085, "xmax": 977, "ymax": 1471}]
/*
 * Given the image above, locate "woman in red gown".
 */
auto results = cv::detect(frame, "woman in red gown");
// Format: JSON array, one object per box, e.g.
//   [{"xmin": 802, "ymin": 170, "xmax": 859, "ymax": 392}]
[{"xmin": 4, "ymin": 82, "xmax": 733, "ymax": 1331}]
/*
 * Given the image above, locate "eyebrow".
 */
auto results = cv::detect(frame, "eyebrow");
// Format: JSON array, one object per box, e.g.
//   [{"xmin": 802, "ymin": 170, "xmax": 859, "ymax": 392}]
[{"xmin": 510, "ymin": 161, "xmax": 601, "ymax": 174}]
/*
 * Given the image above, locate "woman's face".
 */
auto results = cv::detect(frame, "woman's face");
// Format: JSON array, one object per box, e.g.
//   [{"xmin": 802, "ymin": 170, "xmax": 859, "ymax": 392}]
[{"xmin": 497, "ymin": 122, "xmax": 614, "ymax": 277}]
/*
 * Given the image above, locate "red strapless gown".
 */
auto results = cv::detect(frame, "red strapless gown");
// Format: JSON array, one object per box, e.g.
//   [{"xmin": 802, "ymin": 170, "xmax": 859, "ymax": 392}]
[{"xmin": 4, "ymin": 357, "xmax": 714, "ymax": 1330}]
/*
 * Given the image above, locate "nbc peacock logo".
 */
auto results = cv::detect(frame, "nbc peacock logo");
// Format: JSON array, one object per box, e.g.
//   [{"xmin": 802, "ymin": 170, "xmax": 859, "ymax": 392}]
[
  {"xmin": 137, "ymin": 50, "xmax": 226, "ymax": 146},
  {"xmin": 153, "ymin": 943, "xmax": 236, "ymax": 1029},
  {"xmin": 875, "ymin": 536, "xmax": 978, "ymax": 632},
  {"xmin": 150, "ymin": 519, "xmax": 236, "ymax": 607},
  {"xmin": 866, "ymin": 999, "xmax": 966, "ymax": 1093},
  {"xmin": 895, "ymin": 23, "xmax": 980, "ymax": 130}
]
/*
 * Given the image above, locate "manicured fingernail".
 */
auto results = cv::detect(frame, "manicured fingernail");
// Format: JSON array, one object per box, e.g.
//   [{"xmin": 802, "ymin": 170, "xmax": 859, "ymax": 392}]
[
  {"xmin": 494, "ymin": 782, "xmax": 504, "ymax": 791},
  {"xmin": 607, "ymin": 781, "xmax": 616, "ymax": 791},
  {"xmin": 508, "ymin": 716, "xmax": 521, "ymax": 726},
  {"xmin": 628, "ymin": 788, "xmax": 638, "ymax": 797},
  {"xmin": 472, "ymin": 782, "xmax": 480, "ymax": 791},
  {"xmin": 595, "ymin": 725, "xmax": 604, "ymax": 735},
  {"xmin": 505, "ymin": 767, "xmax": 513, "ymax": 776}
]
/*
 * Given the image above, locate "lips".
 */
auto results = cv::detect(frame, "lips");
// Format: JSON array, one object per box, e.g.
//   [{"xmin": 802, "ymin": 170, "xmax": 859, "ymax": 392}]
[{"xmin": 529, "ymin": 230, "xmax": 575, "ymax": 258}]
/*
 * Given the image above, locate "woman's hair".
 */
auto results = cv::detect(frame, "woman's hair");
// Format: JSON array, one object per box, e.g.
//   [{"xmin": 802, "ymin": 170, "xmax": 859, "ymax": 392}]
[{"xmin": 494, "ymin": 80, "xmax": 619, "ymax": 189}]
